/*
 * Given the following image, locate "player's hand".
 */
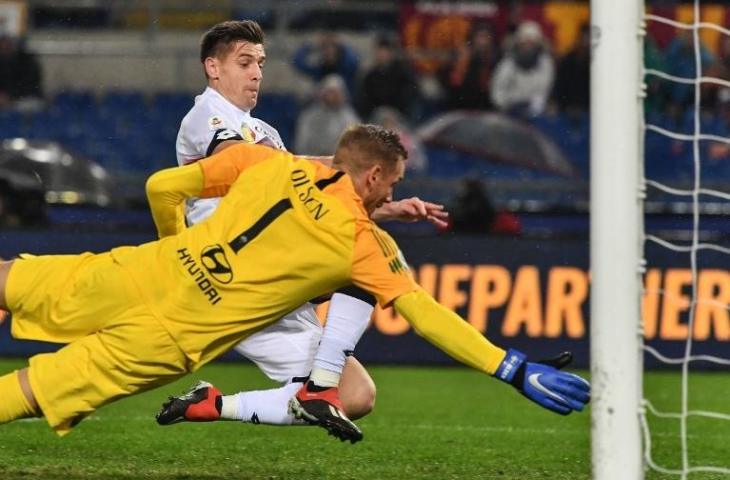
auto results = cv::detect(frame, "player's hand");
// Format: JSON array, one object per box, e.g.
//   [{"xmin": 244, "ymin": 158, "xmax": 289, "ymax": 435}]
[
  {"xmin": 494, "ymin": 349, "xmax": 590, "ymax": 415},
  {"xmin": 371, "ymin": 197, "xmax": 449, "ymax": 228}
]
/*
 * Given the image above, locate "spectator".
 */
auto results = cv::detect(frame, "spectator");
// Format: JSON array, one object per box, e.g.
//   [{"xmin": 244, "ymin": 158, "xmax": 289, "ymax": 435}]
[
  {"xmin": 448, "ymin": 178, "xmax": 521, "ymax": 236},
  {"xmin": 292, "ymin": 32, "xmax": 359, "ymax": 96},
  {"xmin": 490, "ymin": 21, "xmax": 554, "ymax": 118},
  {"xmin": 356, "ymin": 34, "xmax": 420, "ymax": 122},
  {"xmin": 664, "ymin": 30, "xmax": 714, "ymax": 109},
  {"xmin": 706, "ymin": 88, "xmax": 730, "ymax": 161},
  {"xmin": 449, "ymin": 178, "xmax": 497, "ymax": 234},
  {"xmin": 552, "ymin": 24, "xmax": 590, "ymax": 116},
  {"xmin": 0, "ymin": 35, "xmax": 43, "ymax": 110},
  {"xmin": 370, "ymin": 106, "xmax": 427, "ymax": 175},
  {"xmin": 702, "ymin": 35, "xmax": 730, "ymax": 112},
  {"xmin": 294, "ymin": 74, "xmax": 360, "ymax": 156},
  {"xmin": 442, "ymin": 22, "xmax": 498, "ymax": 111},
  {"xmin": 644, "ymin": 35, "xmax": 668, "ymax": 116}
]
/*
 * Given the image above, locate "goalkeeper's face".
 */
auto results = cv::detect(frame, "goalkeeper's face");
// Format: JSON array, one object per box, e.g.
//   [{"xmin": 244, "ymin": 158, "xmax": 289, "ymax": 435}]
[
  {"xmin": 209, "ymin": 41, "xmax": 266, "ymax": 112},
  {"xmin": 361, "ymin": 158, "xmax": 406, "ymax": 214}
]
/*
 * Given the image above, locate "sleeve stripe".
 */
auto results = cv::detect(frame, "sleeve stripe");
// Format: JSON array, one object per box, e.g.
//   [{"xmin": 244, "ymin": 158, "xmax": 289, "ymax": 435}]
[
  {"xmin": 371, "ymin": 229, "xmax": 390, "ymax": 257},
  {"xmin": 372, "ymin": 229, "xmax": 394, "ymax": 257},
  {"xmin": 315, "ymin": 171, "xmax": 345, "ymax": 190}
]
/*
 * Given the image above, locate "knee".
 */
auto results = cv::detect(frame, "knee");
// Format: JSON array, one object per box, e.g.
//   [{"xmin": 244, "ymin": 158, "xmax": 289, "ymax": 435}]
[{"xmin": 343, "ymin": 376, "xmax": 376, "ymax": 420}]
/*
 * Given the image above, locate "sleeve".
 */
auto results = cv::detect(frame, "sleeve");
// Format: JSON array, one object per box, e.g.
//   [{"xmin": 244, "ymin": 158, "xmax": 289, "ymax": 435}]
[
  {"xmin": 197, "ymin": 142, "xmax": 283, "ymax": 197},
  {"xmin": 490, "ymin": 59, "xmax": 512, "ymax": 109},
  {"xmin": 350, "ymin": 224, "xmax": 419, "ymax": 307},
  {"xmin": 146, "ymin": 143, "xmax": 283, "ymax": 237},
  {"xmin": 394, "ymin": 289, "xmax": 507, "ymax": 375},
  {"xmin": 535, "ymin": 55, "xmax": 555, "ymax": 103},
  {"xmin": 146, "ymin": 162, "xmax": 205, "ymax": 237},
  {"xmin": 205, "ymin": 128, "xmax": 244, "ymax": 157},
  {"xmin": 178, "ymin": 102, "xmax": 243, "ymax": 164}
]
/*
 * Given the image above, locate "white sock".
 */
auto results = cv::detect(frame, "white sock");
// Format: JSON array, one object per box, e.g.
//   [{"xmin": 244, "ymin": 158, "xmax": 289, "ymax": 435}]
[
  {"xmin": 220, "ymin": 382, "xmax": 306, "ymax": 425},
  {"xmin": 220, "ymin": 395, "xmax": 240, "ymax": 420},
  {"xmin": 311, "ymin": 292, "xmax": 374, "ymax": 387}
]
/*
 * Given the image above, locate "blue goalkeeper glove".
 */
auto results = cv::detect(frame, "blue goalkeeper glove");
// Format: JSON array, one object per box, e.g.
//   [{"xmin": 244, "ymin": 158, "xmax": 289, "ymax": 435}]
[{"xmin": 494, "ymin": 349, "xmax": 590, "ymax": 415}]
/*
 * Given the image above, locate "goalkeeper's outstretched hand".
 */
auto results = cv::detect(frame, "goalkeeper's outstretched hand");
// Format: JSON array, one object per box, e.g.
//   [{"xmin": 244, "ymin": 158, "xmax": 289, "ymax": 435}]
[{"xmin": 494, "ymin": 349, "xmax": 590, "ymax": 415}]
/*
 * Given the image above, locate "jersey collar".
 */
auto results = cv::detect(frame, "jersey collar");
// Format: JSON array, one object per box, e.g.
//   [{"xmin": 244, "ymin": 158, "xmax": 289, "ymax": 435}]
[{"xmin": 204, "ymin": 86, "xmax": 252, "ymax": 120}]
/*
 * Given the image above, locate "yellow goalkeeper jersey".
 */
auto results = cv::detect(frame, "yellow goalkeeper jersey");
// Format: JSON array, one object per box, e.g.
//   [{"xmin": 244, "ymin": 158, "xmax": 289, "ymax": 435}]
[{"xmin": 110, "ymin": 143, "xmax": 419, "ymax": 366}]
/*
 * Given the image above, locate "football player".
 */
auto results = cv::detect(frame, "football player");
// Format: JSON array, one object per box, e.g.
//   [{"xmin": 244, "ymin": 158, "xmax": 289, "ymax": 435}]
[
  {"xmin": 158, "ymin": 19, "xmax": 447, "ymax": 432},
  {"xmin": 0, "ymin": 125, "xmax": 590, "ymax": 442}
]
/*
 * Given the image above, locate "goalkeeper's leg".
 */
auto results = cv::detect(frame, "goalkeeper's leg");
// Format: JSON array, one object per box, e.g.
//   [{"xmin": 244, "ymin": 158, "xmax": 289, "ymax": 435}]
[{"xmin": 0, "ymin": 368, "xmax": 40, "ymax": 424}]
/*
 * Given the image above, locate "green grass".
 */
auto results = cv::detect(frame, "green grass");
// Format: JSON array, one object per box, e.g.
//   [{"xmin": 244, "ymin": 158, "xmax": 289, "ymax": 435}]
[{"xmin": 0, "ymin": 359, "xmax": 728, "ymax": 479}]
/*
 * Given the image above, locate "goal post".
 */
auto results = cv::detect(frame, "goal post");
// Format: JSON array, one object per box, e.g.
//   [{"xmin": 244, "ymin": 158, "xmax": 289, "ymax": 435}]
[{"xmin": 590, "ymin": 0, "xmax": 644, "ymax": 478}]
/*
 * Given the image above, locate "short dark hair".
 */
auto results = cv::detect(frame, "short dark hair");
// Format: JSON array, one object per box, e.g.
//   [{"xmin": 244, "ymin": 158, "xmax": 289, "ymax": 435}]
[
  {"xmin": 200, "ymin": 20, "xmax": 265, "ymax": 64},
  {"xmin": 334, "ymin": 124, "xmax": 407, "ymax": 174}
]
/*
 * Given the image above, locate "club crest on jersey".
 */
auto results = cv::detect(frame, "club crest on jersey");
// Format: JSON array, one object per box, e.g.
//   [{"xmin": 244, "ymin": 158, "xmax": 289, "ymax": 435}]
[
  {"xmin": 208, "ymin": 115, "xmax": 224, "ymax": 130},
  {"xmin": 200, "ymin": 244, "xmax": 234, "ymax": 284},
  {"xmin": 240, "ymin": 126, "xmax": 256, "ymax": 143}
]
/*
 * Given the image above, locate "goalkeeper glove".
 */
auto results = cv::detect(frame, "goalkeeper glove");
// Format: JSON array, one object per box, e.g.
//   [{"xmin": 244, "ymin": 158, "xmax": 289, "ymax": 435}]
[{"xmin": 494, "ymin": 349, "xmax": 590, "ymax": 415}]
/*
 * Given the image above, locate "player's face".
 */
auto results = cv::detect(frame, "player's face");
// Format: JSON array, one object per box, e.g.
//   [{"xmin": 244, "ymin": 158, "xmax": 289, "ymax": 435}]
[
  {"xmin": 210, "ymin": 41, "xmax": 266, "ymax": 111},
  {"xmin": 364, "ymin": 158, "xmax": 406, "ymax": 214}
]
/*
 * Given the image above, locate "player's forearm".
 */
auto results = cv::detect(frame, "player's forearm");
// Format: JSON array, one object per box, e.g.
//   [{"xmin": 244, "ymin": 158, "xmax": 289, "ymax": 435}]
[
  {"xmin": 393, "ymin": 289, "xmax": 506, "ymax": 375},
  {"xmin": 370, "ymin": 202, "xmax": 397, "ymax": 222},
  {"xmin": 146, "ymin": 163, "xmax": 204, "ymax": 237}
]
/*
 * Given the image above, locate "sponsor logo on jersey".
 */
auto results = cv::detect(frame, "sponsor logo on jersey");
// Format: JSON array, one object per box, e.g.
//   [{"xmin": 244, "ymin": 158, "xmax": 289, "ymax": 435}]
[
  {"xmin": 200, "ymin": 244, "xmax": 234, "ymax": 284},
  {"xmin": 177, "ymin": 247, "xmax": 223, "ymax": 305},
  {"xmin": 208, "ymin": 115, "xmax": 224, "ymax": 130},
  {"xmin": 251, "ymin": 120, "xmax": 284, "ymax": 149}
]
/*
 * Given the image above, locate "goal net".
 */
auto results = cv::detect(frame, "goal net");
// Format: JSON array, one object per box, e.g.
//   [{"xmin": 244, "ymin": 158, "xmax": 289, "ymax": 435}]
[
  {"xmin": 592, "ymin": 1, "xmax": 730, "ymax": 479},
  {"xmin": 641, "ymin": 3, "xmax": 730, "ymax": 478}
]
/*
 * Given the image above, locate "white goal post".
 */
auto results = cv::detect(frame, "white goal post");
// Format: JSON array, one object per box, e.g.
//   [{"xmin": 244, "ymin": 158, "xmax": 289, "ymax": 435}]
[{"xmin": 590, "ymin": 0, "xmax": 644, "ymax": 479}]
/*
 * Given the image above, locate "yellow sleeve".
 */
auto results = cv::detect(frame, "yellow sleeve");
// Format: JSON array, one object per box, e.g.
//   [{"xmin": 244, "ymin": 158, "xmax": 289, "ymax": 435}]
[
  {"xmin": 198, "ymin": 142, "xmax": 286, "ymax": 197},
  {"xmin": 145, "ymin": 143, "xmax": 285, "ymax": 238},
  {"xmin": 394, "ymin": 289, "xmax": 507, "ymax": 375},
  {"xmin": 146, "ymin": 162, "xmax": 204, "ymax": 238},
  {"xmin": 351, "ymin": 224, "xmax": 419, "ymax": 307}
]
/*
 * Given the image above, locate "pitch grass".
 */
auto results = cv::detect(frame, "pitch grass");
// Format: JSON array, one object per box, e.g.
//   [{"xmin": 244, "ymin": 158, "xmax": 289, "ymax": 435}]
[{"xmin": 0, "ymin": 359, "xmax": 728, "ymax": 480}]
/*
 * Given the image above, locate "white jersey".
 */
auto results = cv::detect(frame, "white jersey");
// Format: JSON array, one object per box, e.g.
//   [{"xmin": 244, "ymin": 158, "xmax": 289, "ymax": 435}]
[{"xmin": 176, "ymin": 87, "xmax": 285, "ymax": 224}]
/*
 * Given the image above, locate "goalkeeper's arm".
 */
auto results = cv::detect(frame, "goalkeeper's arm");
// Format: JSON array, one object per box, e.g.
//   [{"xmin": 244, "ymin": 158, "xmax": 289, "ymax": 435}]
[
  {"xmin": 393, "ymin": 289, "xmax": 590, "ymax": 415},
  {"xmin": 146, "ymin": 143, "xmax": 284, "ymax": 238},
  {"xmin": 146, "ymin": 162, "xmax": 204, "ymax": 238}
]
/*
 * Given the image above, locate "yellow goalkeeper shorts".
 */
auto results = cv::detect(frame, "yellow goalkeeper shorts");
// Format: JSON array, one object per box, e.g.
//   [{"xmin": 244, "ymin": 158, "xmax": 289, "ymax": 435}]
[{"xmin": 6, "ymin": 252, "xmax": 190, "ymax": 435}]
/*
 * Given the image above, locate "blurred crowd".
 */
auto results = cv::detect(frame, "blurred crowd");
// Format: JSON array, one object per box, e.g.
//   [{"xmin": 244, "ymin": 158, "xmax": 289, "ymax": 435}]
[
  {"xmin": 2, "ymin": 14, "xmax": 730, "ymax": 233},
  {"xmin": 4, "ymin": 18, "xmax": 730, "ymax": 156}
]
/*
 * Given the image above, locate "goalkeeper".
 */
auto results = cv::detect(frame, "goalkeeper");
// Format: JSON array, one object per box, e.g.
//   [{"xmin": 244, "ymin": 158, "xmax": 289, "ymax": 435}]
[{"xmin": 0, "ymin": 125, "xmax": 590, "ymax": 440}]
